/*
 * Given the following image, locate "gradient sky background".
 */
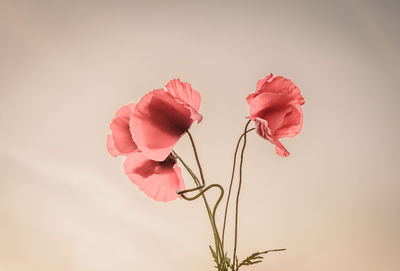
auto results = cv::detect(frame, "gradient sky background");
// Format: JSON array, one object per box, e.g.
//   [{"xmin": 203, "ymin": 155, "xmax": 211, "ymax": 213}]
[{"xmin": 1, "ymin": 0, "xmax": 399, "ymax": 270}]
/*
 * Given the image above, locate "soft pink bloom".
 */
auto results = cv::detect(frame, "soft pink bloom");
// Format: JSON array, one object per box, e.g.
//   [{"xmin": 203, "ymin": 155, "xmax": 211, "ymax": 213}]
[
  {"xmin": 107, "ymin": 103, "xmax": 138, "ymax": 157},
  {"xmin": 124, "ymin": 152, "xmax": 186, "ymax": 202},
  {"xmin": 107, "ymin": 101, "xmax": 186, "ymax": 201},
  {"xmin": 247, "ymin": 74, "xmax": 304, "ymax": 157},
  {"xmin": 131, "ymin": 79, "xmax": 202, "ymax": 161}
]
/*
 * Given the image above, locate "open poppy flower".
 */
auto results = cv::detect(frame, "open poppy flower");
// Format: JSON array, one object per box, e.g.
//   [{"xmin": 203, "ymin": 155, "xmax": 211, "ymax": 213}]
[
  {"xmin": 107, "ymin": 103, "xmax": 138, "ymax": 157},
  {"xmin": 130, "ymin": 79, "xmax": 202, "ymax": 161},
  {"xmin": 107, "ymin": 102, "xmax": 186, "ymax": 201},
  {"xmin": 124, "ymin": 152, "xmax": 186, "ymax": 202},
  {"xmin": 247, "ymin": 74, "xmax": 304, "ymax": 157}
]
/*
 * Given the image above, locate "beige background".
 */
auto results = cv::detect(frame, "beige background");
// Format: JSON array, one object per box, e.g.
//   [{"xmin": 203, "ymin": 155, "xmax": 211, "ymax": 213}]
[{"xmin": 1, "ymin": 0, "xmax": 399, "ymax": 270}]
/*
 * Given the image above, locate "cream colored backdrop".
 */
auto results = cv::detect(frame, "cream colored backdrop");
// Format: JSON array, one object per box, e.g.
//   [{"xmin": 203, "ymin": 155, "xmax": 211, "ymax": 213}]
[{"xmin": 1, "ymin": 0, "xmax": 399, "ymax": 270}]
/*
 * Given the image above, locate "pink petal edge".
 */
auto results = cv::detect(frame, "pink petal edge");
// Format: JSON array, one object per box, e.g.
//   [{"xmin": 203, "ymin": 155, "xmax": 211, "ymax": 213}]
[
  {"xmin": 166, "ymin": 79, "xmax": 203, "ymax": 123},
  {"xmin": 109, "ymin": 103, "xmax": 138, "ymax": 155},
  {"xmin": 107, "ymin": 135, "xmax": 121, "ymax": 157},
  {"xmin": 124, "ymin": 152, "xmax": 186, "ymax": 202},
  {"xmin": 274, "ymin": 139, "xmax": 290, "ymax": 157},
  {"xmin": 255, "ymin": 118, "xmax": 291, "ymax": 157}
]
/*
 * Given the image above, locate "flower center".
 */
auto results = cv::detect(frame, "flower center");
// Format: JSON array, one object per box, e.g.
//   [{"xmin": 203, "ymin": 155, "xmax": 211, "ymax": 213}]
[{"xmin": 159, "ymin": 153, "xmax": 176, "ymax": 168}]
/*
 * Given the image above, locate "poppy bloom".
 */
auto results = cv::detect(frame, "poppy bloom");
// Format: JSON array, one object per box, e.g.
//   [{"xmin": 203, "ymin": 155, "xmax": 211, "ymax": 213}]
[
  {"xmin": 107, "ymin": 102, "xmax": 186, "ymax": 201},
  {"xmin": 130, "ymin": 79, "xmax": 202, "ymax": 161},
  {"xmin": 124, "ymin": 152, "xmax": 186, "ymax": 202},
  {"xmin": 247, "ymin": 74, "xmax": 305, "ymax": 157}
]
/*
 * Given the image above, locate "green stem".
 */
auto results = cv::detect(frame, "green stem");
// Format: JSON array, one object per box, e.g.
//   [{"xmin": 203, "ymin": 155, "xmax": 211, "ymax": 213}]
[
  {"xmin": 232, "ymin": 120, "xmax": 252, "ymax": 270},
  {"xmin": 185, "ymin": 130, "xmax": 224, "ymax": 261},
  {"xmin": 173, "ymin": 150, "xmax": 224, "ymax": 265},
  {"xmin": 221, "ymin": 127, "xmax": 255, "ymax": 250},
  {"xmin": 186, "ymin": 130, "xmax": 206, "ymax": 186},
  {"xmin": 177, "ymin": 184, "xmax": 225, "ymax": 269},
  {"xmin": 173, "ymin": 151, "xmax": 201, "ymax": 186},
  {"xmin": 178, "ymin": 184, "xmax": 224, "ymax": 226}
]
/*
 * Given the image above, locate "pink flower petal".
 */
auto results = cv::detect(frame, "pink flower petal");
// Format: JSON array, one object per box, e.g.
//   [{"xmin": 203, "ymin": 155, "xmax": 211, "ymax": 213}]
[
  {"xmin": 264, "ymin": 76, "xmax": 305, "ymax": 105},
  {"xmin": 255, "ymin": 118, "xmax": 290, "ymax": 157},
  {"xmin": 247, "ymin": 74, "xmax": 304, "ymax": 106},
  {"xmin": 275, "ymin": 104, "xmax": 303, "ymax": 138},
  {"xmin": 106, "ymin": 135, "xmax": 121, "ymax": 157},
  {"xmin": 131, "ymin": 89, "xmax": 193, "ymax": 161},
  {"xmin": 124, "ymin": 152, "xmax": 186, "ymax": 202},
  {"xmin": 274, "ymin": 139, "xmax": 290, "ymax": 157},
  {"xmin": 256, "ymin": 73, "xmax": 274, "ymax": 91},
  {"xmin": 166, "ymin": 78, "xmax": 201, "ymax": 111},
  {"xmin": 263, "ymin": 106, "xmax": 292, "ymax": 134},
  {"xmin": 246, "ymin": 73, "xmax": 273, "ymax": 105},
  {"xmin": 166, "ymin": 79, "xmax": 203, "ymax": 123},
  {"xmin": 254, "ymin": 117, "xmax": 273, "ymax": 142},
  {"xmin": 110, "ymin": 104, "xmax": 138, "ymax": 155},
  {"xmin": 248, "ymin": 91, "xmax": 296, "ymax": 118}
]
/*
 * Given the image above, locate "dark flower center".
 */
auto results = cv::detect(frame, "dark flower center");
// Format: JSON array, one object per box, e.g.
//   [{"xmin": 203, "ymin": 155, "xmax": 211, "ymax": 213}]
[
  {"xmin": 148, "ymin": 95, "xmax": 192, "ymax": 136},
  {"xmin": 159, "ymin": 153, "xmax": 177, "ymax": 168}
]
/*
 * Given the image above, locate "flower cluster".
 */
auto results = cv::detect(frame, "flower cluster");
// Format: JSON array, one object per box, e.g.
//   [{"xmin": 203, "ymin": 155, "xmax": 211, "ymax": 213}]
[
  {"xmin": 107, "ymin": 79, "xmax": 202, "ymax": 201},
  {"xmin": 108, "ymin": 75, "xmax": 304, "ymax": 201},
  {"xmin": 107, "ymin": 74, "xmax": 305, "ymax": 270}
]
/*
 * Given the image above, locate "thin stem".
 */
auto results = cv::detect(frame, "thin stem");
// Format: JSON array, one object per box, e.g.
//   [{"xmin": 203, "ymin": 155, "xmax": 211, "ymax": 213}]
[
  {"xmin": 178, "ymin": 184, "xmax": 205, "ymax": 194},
  {"xmin": 186, "ymin": 130, "xmax": 206, "ymax": 185},
  {"xmin": 178, "ymin": 184, "xmax": 224, "ymax": 222},
  {"xmin": 221, "ymin": 127, "xmax": 255, "ymax": 249},
  {"xmin": 184, "ymin": 130, "xmax": 224, "ymax": 261},
  {"xmin": 173, "ymin": 150, "xmax": 224, "ymax": 264},
  {"xmin": 232, "ymin": 120, "xmax": 252, "ymax": 270},
  {"xmin": 177, "ymin": 183, "xmax": 225, "ymax": 268},
  {"xmin": 260, "ymin": 249, "xmax": 287, "ymax": 253},
  {"xmin": 173, "ymin": 151, "xmax": 201, "ymax": 186}
]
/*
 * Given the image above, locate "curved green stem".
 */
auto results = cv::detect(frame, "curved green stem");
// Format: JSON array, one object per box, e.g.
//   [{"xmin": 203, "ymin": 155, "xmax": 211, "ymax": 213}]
[
  {"xmin": 177, "ymin": 184, "xmax": 205, "ymax": 194},
  {"xmin": 173, "ymin": 150, "xmax": 224, "ymax": 265},
  {"xmin": 178, "ymin": 183, "xmax": 225, "ymax": 267},
  {"xmin": 232, "ymin": 120, "xmax": 252, "ymax": 270},
  {"xmin": 185, "ymin": 130, "xmax": 224, "ymax": 261},
  {"xmin": 221, "ymin": 127, "xmax": 255, "ymax": 250},
  {"xmin": 178, "ymin": 184, "xmax": 224, "ymax": 222}
]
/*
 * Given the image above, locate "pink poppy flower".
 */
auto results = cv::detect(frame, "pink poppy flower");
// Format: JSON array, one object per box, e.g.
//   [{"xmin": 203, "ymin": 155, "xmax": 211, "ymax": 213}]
[
  {"xmin": 124, "ymin": 152, "xmax": 186, "ymax": 202},
  {"xmin": 106, "ymin": 103, "xmax": 139, "ymax": 157},
  {"xmin": 247, "ymin": 74, "xmax": 305, "ymax": 157},
  {"xmin": 107, "ymin": 102, "xmax": 186, "ymax": 201},
  {"xmin": 130, "ymin": 79, "xmax": 202, "ymax": 161}
]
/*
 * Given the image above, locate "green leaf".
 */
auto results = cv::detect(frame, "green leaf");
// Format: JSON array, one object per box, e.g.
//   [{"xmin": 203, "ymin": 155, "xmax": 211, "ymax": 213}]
[
  {"xmin": 220, "ymin": 252, "xmax": 231, "ymax": 271},
  {"xmin": 209, "ymin": 245, "xmax": 219, "ymax": 269},
  {"xmin": 237, "ymin": 249, "xmax": 286, "ymax": 269}
]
